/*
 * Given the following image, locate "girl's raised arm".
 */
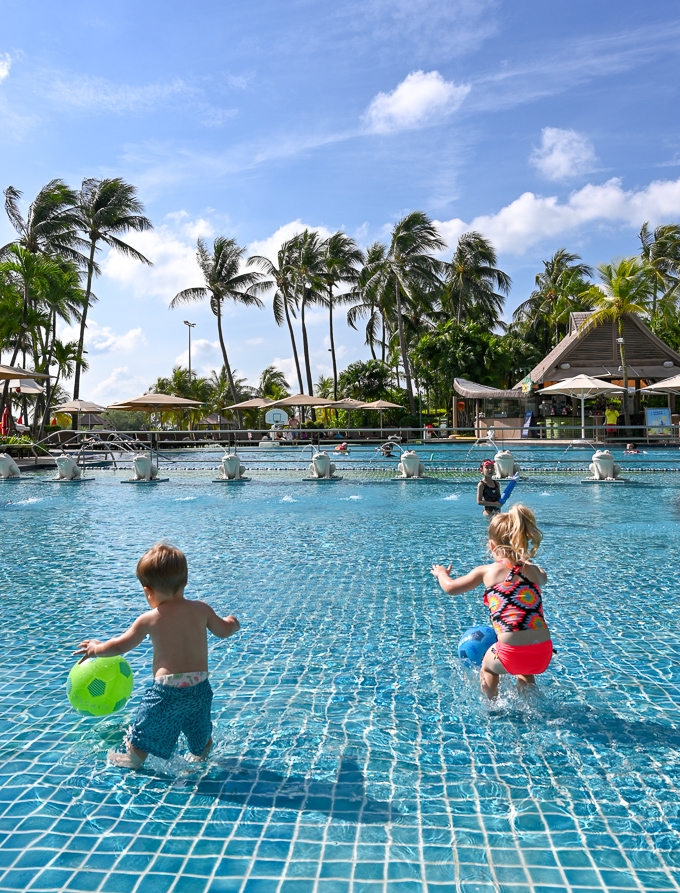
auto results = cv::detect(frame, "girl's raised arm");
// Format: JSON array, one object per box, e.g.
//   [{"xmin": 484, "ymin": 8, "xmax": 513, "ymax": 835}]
[{"xmin": 431, "ymin": 564, "xmax": 486, "ymax": 595}]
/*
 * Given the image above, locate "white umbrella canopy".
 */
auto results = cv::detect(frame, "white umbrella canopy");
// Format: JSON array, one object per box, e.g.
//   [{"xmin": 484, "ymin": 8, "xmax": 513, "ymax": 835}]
[
  {"xmin": 0, "ymin": 363, "xmax": 48, "ymax": 381},
  {"xmin": 331, "ymin": 398, "xmax": 365, "ymax": 409},
  {"xmin": 108, "ymin": 393, "xmax": 203, "ymax": 412},
  {"xmin": 55, "ymin": 399, "xmax": 106, "ymax": 413},
  {"xmin": 539, "ymin": 375, "xmax": 624, "ymax": 440},
  {"xmin": 359, "ymin": 399, "xmax": 403, "ymax": 409},
  {"xmin": 223, "ymin": 397, "xmax": 273, "ymax": 410},
  {"xmin": 9, "ymin": 378, "xmax": 44, "ymax": 395},
  {"xmin": 269, "ymin": 394, "xmax": 335, "ymax": 407},
  {"xmin": 640, "ymin": 374, "xmax": 680, "ymax": 395}
]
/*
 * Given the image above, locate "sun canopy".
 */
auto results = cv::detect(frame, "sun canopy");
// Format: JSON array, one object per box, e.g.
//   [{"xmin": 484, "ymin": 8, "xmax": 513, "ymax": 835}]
[
  {"xmin": 55, "ymin": 399, "xmax": 106, "ymax": 413},
  {"xmin": 9, "ymin": 378, "xmax": 44, "ymax": 394},
  {"xmin": 0, "ymin": 363, "xmax": 48, "ymax": 381},
  {"xmin": 331, "ymin": 398, "xmax": 366, "ymax": 409},
  {"xmin": 108, "ymin": 393, "xmax": 203, "ymax": 411},
  {"xmin": 539, "ymin": 375, "xmax": 624, "ymax": 440},
  {"xmin": 223, "ymin": 397, "xmax": 273, "ymax": 410},
  {"xmin": 359, "ymin": 399, "xmax": 403, "ymax": 409},
  {"xmin": 270, "ymin": 394, "xmax": 334, "ymax": 407},
  {"xmin": 640, "ymin": 374, "xmax": 680, "ymax": 395}
]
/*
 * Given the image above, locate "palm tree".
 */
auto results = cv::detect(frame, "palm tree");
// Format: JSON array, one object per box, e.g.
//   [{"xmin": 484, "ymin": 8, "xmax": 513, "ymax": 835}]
[
  {"xmin": 442, "ymin": 232, "xmax": 511, "ymax": 327},
  {"xmin": 583, "ymin": 257, "xmax": 653, "ymax": 427},
  {"xmin": 639, "ymin": 222, "xmax": 680, "ymax": 319},
  {"xmin": 289, "ymin": 230, "xmax": 327, "ymax": 395},
  {"xmin": 170, "ymin": 237, "xmax": 265, "ymax": 407},
  {"xmin": 256, "ymin": 365, "xmax": 289, "ymax": 400},
  {"xmin": 514, "ymin": 249, "xmax": 593, "ymax": 350},
  {"xmin": 248, "ymin": 240, "xmax": 304, "ymax": 393},
  {"xmin": 1, "ymin": 180, "xmax": 83, "ymax": 262},
  {"xmin": 347, "ymin": 243, "xmax": 389, "ymax": 362},
  {"xmin": 367, "ymin": 212, "xmax": 444, "ymax": 414},
  {"xmin": 73, "ymin": 178, "xmax": 153, "ymax": 399},
  {"xmin": 319, "ymin": 232, "xmax": 363, "ymax": 399}
]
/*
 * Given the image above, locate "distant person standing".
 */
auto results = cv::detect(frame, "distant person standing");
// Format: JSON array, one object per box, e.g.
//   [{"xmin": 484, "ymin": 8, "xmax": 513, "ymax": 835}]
[{"xmin": 604, "ymin": 404, "xmax": 619, "ymax": 438}]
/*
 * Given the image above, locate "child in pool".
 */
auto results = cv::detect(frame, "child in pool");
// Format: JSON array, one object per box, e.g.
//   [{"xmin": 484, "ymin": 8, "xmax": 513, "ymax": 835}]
[
  {"xmin": 75, "ymin": 542, "xmax": 240, "ymax": 768},
  {"xmin": 431, "ymin": 505, "xmax": 552, "ymax": 699},
  {"xmin": 477, "ymin": 459, "xmax": 501, "ymax": 516}
]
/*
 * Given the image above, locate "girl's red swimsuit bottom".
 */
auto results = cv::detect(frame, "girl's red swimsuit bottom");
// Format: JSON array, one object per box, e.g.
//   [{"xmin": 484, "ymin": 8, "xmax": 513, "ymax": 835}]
[{"xmin": 494, "ymin": 639, "xmax": 553, "ymax": 675}]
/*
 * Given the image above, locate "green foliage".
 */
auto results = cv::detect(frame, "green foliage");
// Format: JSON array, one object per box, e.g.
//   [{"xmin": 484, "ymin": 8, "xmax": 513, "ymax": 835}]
[
  {"xmin": 100, "ymin": 410, "xmax": 148, "ymax": 431},
  {"xmin": 338, "ymin": 360, "xmax": 391, "ymax": 401}
]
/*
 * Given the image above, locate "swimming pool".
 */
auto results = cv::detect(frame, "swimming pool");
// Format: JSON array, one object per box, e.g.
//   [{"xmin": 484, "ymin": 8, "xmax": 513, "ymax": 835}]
[{"xmin": 1, "ymin": 462, "xmax": 679, "ymax": 892}]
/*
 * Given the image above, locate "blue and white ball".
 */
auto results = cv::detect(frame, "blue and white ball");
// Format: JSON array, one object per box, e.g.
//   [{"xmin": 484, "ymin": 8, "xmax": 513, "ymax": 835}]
[{"xmin": 458, "ymin": 625, "xmax": 497, "ymax": 667}]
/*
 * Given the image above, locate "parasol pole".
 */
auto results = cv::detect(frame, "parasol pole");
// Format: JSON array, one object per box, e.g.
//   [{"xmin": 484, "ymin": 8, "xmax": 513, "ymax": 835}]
[{"xmin": 581, "ymin": 388, "xmax": 586, "ymax": 441}]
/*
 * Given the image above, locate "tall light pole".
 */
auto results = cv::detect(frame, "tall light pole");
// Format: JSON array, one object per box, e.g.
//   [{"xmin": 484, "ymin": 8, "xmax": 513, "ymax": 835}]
[{"xmin": 184, "ymin": 321, "xmax": 196, "ymax": 380}]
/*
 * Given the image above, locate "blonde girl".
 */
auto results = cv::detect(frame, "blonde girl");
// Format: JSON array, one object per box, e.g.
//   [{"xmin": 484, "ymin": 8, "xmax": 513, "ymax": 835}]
[{"xmin": 431, "ymin": 505, "xmax": 552, "ymax": 699}]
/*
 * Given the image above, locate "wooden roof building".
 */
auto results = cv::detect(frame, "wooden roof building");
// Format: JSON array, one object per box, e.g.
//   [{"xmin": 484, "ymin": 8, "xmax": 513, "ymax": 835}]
[{"xmin": 518, "ymin": 312, "xmax": 680, "ymax": 387}]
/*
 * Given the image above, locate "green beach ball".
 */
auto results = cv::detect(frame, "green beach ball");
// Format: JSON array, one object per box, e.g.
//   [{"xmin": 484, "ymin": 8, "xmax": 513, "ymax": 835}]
[{"xmin": 67, "ymin": 656, "xmax": 134, "ymax": 717}]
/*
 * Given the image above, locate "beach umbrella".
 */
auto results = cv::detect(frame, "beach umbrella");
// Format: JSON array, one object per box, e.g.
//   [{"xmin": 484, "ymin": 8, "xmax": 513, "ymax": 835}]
[
  {"xmin": 639, "ymin": 373, "xmax": 680, "ymax": 395},
  {"xmin": 358, "ymin": 399, "xmax": 403, "ymax": 437},
  {"xmin": 0, "ymin": 363, "xmax": 48, "ymax": 381},
  {"xmin": 55, "ymin": 399, "xmax": 106, "ymax": 413},
  {"xmin": 539, "ymin": 375, "xmax": 623, "ymax": 440},
  {"xmin": 269, "ymin": 394, "xmax": 334, "ymax": 407},
  {"xmin": 9, "ymin": 378, "xmax": 44, "ymax": 395},
  {"xmin": 223, "ymin": 397, "xmax": 273, "ymax": 409},
  {"xmin": 108, "ymin": 393, "xmax": 203, "ymax": 412}
]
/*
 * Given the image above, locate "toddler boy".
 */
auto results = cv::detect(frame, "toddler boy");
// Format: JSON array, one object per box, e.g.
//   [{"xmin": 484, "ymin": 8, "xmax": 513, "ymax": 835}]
[{"xmin": 75, "ymin": 542, "xmax": 240, "ymax": 768}]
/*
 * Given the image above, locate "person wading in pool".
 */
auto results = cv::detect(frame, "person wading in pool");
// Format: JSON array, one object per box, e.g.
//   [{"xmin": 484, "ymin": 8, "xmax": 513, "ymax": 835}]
[
  {"xmin": 477, "ymin": 459, "xmax": 501, "ymax": 516},
  {"xmin": 431, "ymin": 505, "xmax": 552, "ymax": 698}
]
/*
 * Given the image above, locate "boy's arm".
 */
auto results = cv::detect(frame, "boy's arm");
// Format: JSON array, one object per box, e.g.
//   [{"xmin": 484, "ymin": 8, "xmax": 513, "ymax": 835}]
[
  {"xmin": 206, "ymin": 606, "xmax": 240, "ymax": 639},
  {"xmin": 430, "ymin": 564, "xmax": 487, "ymax": 595},
  {"xmin": 75, "ymin": 614, "xmax": 151, "ymax": 663}
]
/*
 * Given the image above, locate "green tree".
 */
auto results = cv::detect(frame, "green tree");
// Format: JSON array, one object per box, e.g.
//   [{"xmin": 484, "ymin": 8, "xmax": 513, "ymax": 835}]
[
  {"xmin": 367, "ymin": 212, "xmax": 444, "ymax": 414},
  {"xmin": 639, "ymin": 222, "xmax": 680, "ymax": 319},
  {"xmin": 73, "ymin": 178, "xmax": 153, "ymax": 399},
  {"xmin": 288, "ymin": 230, "xmax": 327, "ymax": 395},
  {"xmin": 248, "ymin": 240, "xmax": 304, "ymax": 393},
  {"xmin": 338, "ymin": 360, "xmax": 391, "ymax": 402},
  {"xmin": 171, "ymin": 237, "xmax": 265, "ymax": 407},
  {"xmin": 256, "ymin": 365, "xmax": 289, "ymax": 400},
  {"xmin": 583, "ymin": 257, "xmax": 653, "ymax": 426},
  {"xmin": 346, "ymin": 243, "xmax": 389, "ymax": 361},
  {"xmin": 513, "ymin": 249, "xmax": 593, "ymax": 350},
  {"xmin": 442, "ymin": 232, "xmax": 511, "ymax": 327},
  {"xmin": 319, "ymin": 232, "xmax": 363, "ymax": 399}
]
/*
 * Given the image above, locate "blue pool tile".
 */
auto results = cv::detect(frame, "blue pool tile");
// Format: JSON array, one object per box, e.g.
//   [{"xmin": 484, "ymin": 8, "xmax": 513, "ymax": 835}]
[
  {"xmin": 207, "ymin": 879, "xmax": 242, "ymax": 893},
  {"xmin": 425, "ymin": 863, "xmax": 456, "ymax": 883},
  {"xmin": 66, "ymin": 871, "xmax": 107, "ymax": 891},
  {"xmin": 386, "ymin": 882, "xmax": 424, "ymax": 893},
  {"xmin": 29, "ymin": 868, "xmax": 76, "ymax": 889},
  {"xmin": 152, "ymin": 856, "xmax": 186, "ymax": 874},
  {"xmin": 353, "ymin": 863, "xmax": 384, "ymax": 881},
  {"xmin": 249, "ymin": 859, "xmax": 286, "ymax": 877},
  {"xmin": 215, "ymin": 857, "xmax": 251, "ymax": 877},
  {"xmin": 352, "ymin": 884, "xmax": 383, "ymax": 893},
  {"xmin": 173, "ymin": 877, "xmax": 210, "ymax": 893},
  {"xmin": 136, "ymin": 875, "xmax": 176, "ymax": 893},
  {"xmin": 255, "ymin": 839, "xmax": 292, "ymax": 860},
  {"xmin": 317, "ymin": 881, "xmax": 350, "ymax": 893},
  {"xmin": 285, "ymin": 861, "xmax": 318, "ymax": 879},
  {"xmin": 192, "ymin": 840, "xmax": 224, "ymax": 856},
  {"xmin": 243, "ymin": 880, "xmax": 280, "ymax": 893},
  {"xmin": 184, "ymin": 857, "xmax": 218, "ymax": 876},
  {"xmin": 14, "ymin": 850, "xmax": 53, "ymax": 869},
  {"xmin": 102, "ymin": 873, "xmax": 144, "ymax": 892},
  {"xmin": 280, "ymin": 882, "xmax": 315, "ymax": 893}
]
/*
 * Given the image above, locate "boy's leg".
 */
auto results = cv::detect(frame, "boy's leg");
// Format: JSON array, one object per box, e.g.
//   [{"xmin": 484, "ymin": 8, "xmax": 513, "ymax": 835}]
[
  {"xmin": 182, "ymin": 681, "xmax": 213, "ymax": 761},
  {"xmin": 109, "ymin": 744, "xmax": 148, "ymax": 769}
]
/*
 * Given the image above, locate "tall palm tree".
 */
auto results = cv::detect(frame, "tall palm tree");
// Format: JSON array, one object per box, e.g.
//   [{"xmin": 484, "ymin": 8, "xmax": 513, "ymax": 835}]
[
  {"xmin": 256, "ymin": 365, "xmax": 289, "ymax": 400},
  {"xmin": 170, "ymin": 237, "xmax": 265, "ymax": 407},
  {"xmin": 289, "ymin": 230, "xmax": 327, "ymax": 395},
  {"xmin": 1, "ymin": 180, "xmax": 83, "ymax": 262},
  {"xmin": 248, "ymin": 240, "xmax": 304, "ymax": 393},
  {"xmin": 442, "ymin": 232, "xmax": 511, "ymax": 327},
  {"xmin": 347, "ymin": 243, "xmax": 389, "ymax": 362},
  {"xmin": 367, "ymin": 212, "xmax": 444, "ymax": 414},
  {"xmin": 514, "ymin": 249, "xmax": 593, "ymax": 351},
  {"xmin": 639, "ymin": 222, "xmax": 680, "ymax": 319},
  {"xmin": 73, "ymin": 178, "xmax": 153, "ymax": 399},
  {"xmin": 583, "ymin": 257, "xmax": 653, "ymax": 427},
  {"xmin": 319, "ymin": 232, "xmax": 363, "ymax": 399}
]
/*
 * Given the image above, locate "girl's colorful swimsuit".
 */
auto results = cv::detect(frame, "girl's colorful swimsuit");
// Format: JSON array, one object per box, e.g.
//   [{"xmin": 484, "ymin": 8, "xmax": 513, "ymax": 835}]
[{"xmin": 483, "ymin": 562, "xmax": 553, "ymax": 675}]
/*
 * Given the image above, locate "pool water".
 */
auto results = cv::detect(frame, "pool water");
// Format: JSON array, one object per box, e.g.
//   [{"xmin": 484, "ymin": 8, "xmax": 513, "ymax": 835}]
[{"xmin": 1, "ymin": 463, "xmax": 679, "ymax": 893}]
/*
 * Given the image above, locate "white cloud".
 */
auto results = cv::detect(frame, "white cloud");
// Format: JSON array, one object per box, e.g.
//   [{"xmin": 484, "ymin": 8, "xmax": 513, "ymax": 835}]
[
  {"xmin": 101, "ymin": 221, "xmax": 204, "ymax": 302},
  {"xmin": 175, "ymin": 338, "xmax": 221, "ymax": 373},
  {"xmin": 43, "ymin": 74, "xmax": 191, "ymax": 113},
  {"xmin": 89, "ymin": 366, "xmax": 149, "ymax": 405},
  {"xmin": 434, "ymin": 175, "xmax": 680, "ymax": 255},
  {"xmin": 363, "ymin": 70, "xmax": 470, "ymax": 135},
  {"xmin": 272, "ymin": 357, "xmax": 299, "ymax": 389},
  {"xmin": 247, "ymin": 220, "xmax": 334, "ymax": 263},
  {"xmin": 0, "ymin": 54, "xmax": 10, "ymax": 83},
  {"xmin": 59, "ymin": 319, "xmax": 146, "ymax": 353},
  {"xmin": 530, "ymin": 127, "xmax": 596, "ymax": 180}
]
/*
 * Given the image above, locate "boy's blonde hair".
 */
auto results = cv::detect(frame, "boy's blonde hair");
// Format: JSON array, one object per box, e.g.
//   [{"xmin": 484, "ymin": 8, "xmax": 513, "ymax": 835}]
[
  {"xmin": 488, "ymin": 504, "xmax": 542, "ymax": 562},
  {"xmin": 136, "ymin": 542, "xmax": 188, "ymax": 594}
]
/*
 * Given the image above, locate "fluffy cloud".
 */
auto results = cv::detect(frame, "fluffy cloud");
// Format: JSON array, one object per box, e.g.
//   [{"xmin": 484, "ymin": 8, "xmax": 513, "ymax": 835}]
[
  {"xmin": 59, "ymin": 319, "xmax": 146, "ymax": 353},
  {"xmin": 363, "ymin": 70, "xmax": 470, "ymax": 135},
  {"xmin": 530, "ymin": 127, "xmax": 597, "ymax": 180},
  {"xmin": 435, "ymin": 175, "xmax": 680, "ymax": 255},
  {"xmin": 0, "ymin": 54, "xmax": 10, "ymax": 82},
  {"xmin": 247, "ymin": 220, "xmax": 334, "ymax": 263},
  {"xmin": 89, "ymin": 366, "xmax": 149, "ymax": 405},
  {"xmin": 101, "ymin": 215, "xmax": 214, "ymax": 302},
  {"xmin": 175, "ymin": 338, "xmax": 222, "ymax": 374}
]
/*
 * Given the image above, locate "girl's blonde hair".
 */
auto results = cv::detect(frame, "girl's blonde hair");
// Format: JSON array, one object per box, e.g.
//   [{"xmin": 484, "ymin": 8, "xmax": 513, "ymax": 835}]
[{"xmin": 487, "ymin": 504, "xmax": 542, "ymax": 562}]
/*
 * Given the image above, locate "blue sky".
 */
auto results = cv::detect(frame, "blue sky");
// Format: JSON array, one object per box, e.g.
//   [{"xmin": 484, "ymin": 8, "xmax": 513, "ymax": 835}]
[{"xmin": 1, "ymin": 0, "xmax": 680, "ymax": 401}]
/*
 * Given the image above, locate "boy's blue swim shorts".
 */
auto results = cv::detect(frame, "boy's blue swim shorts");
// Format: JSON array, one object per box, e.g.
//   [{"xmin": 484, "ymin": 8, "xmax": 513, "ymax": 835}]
[{"xmin": 128, "ymin": 679, "xmax": 213, "ymax": 760}]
